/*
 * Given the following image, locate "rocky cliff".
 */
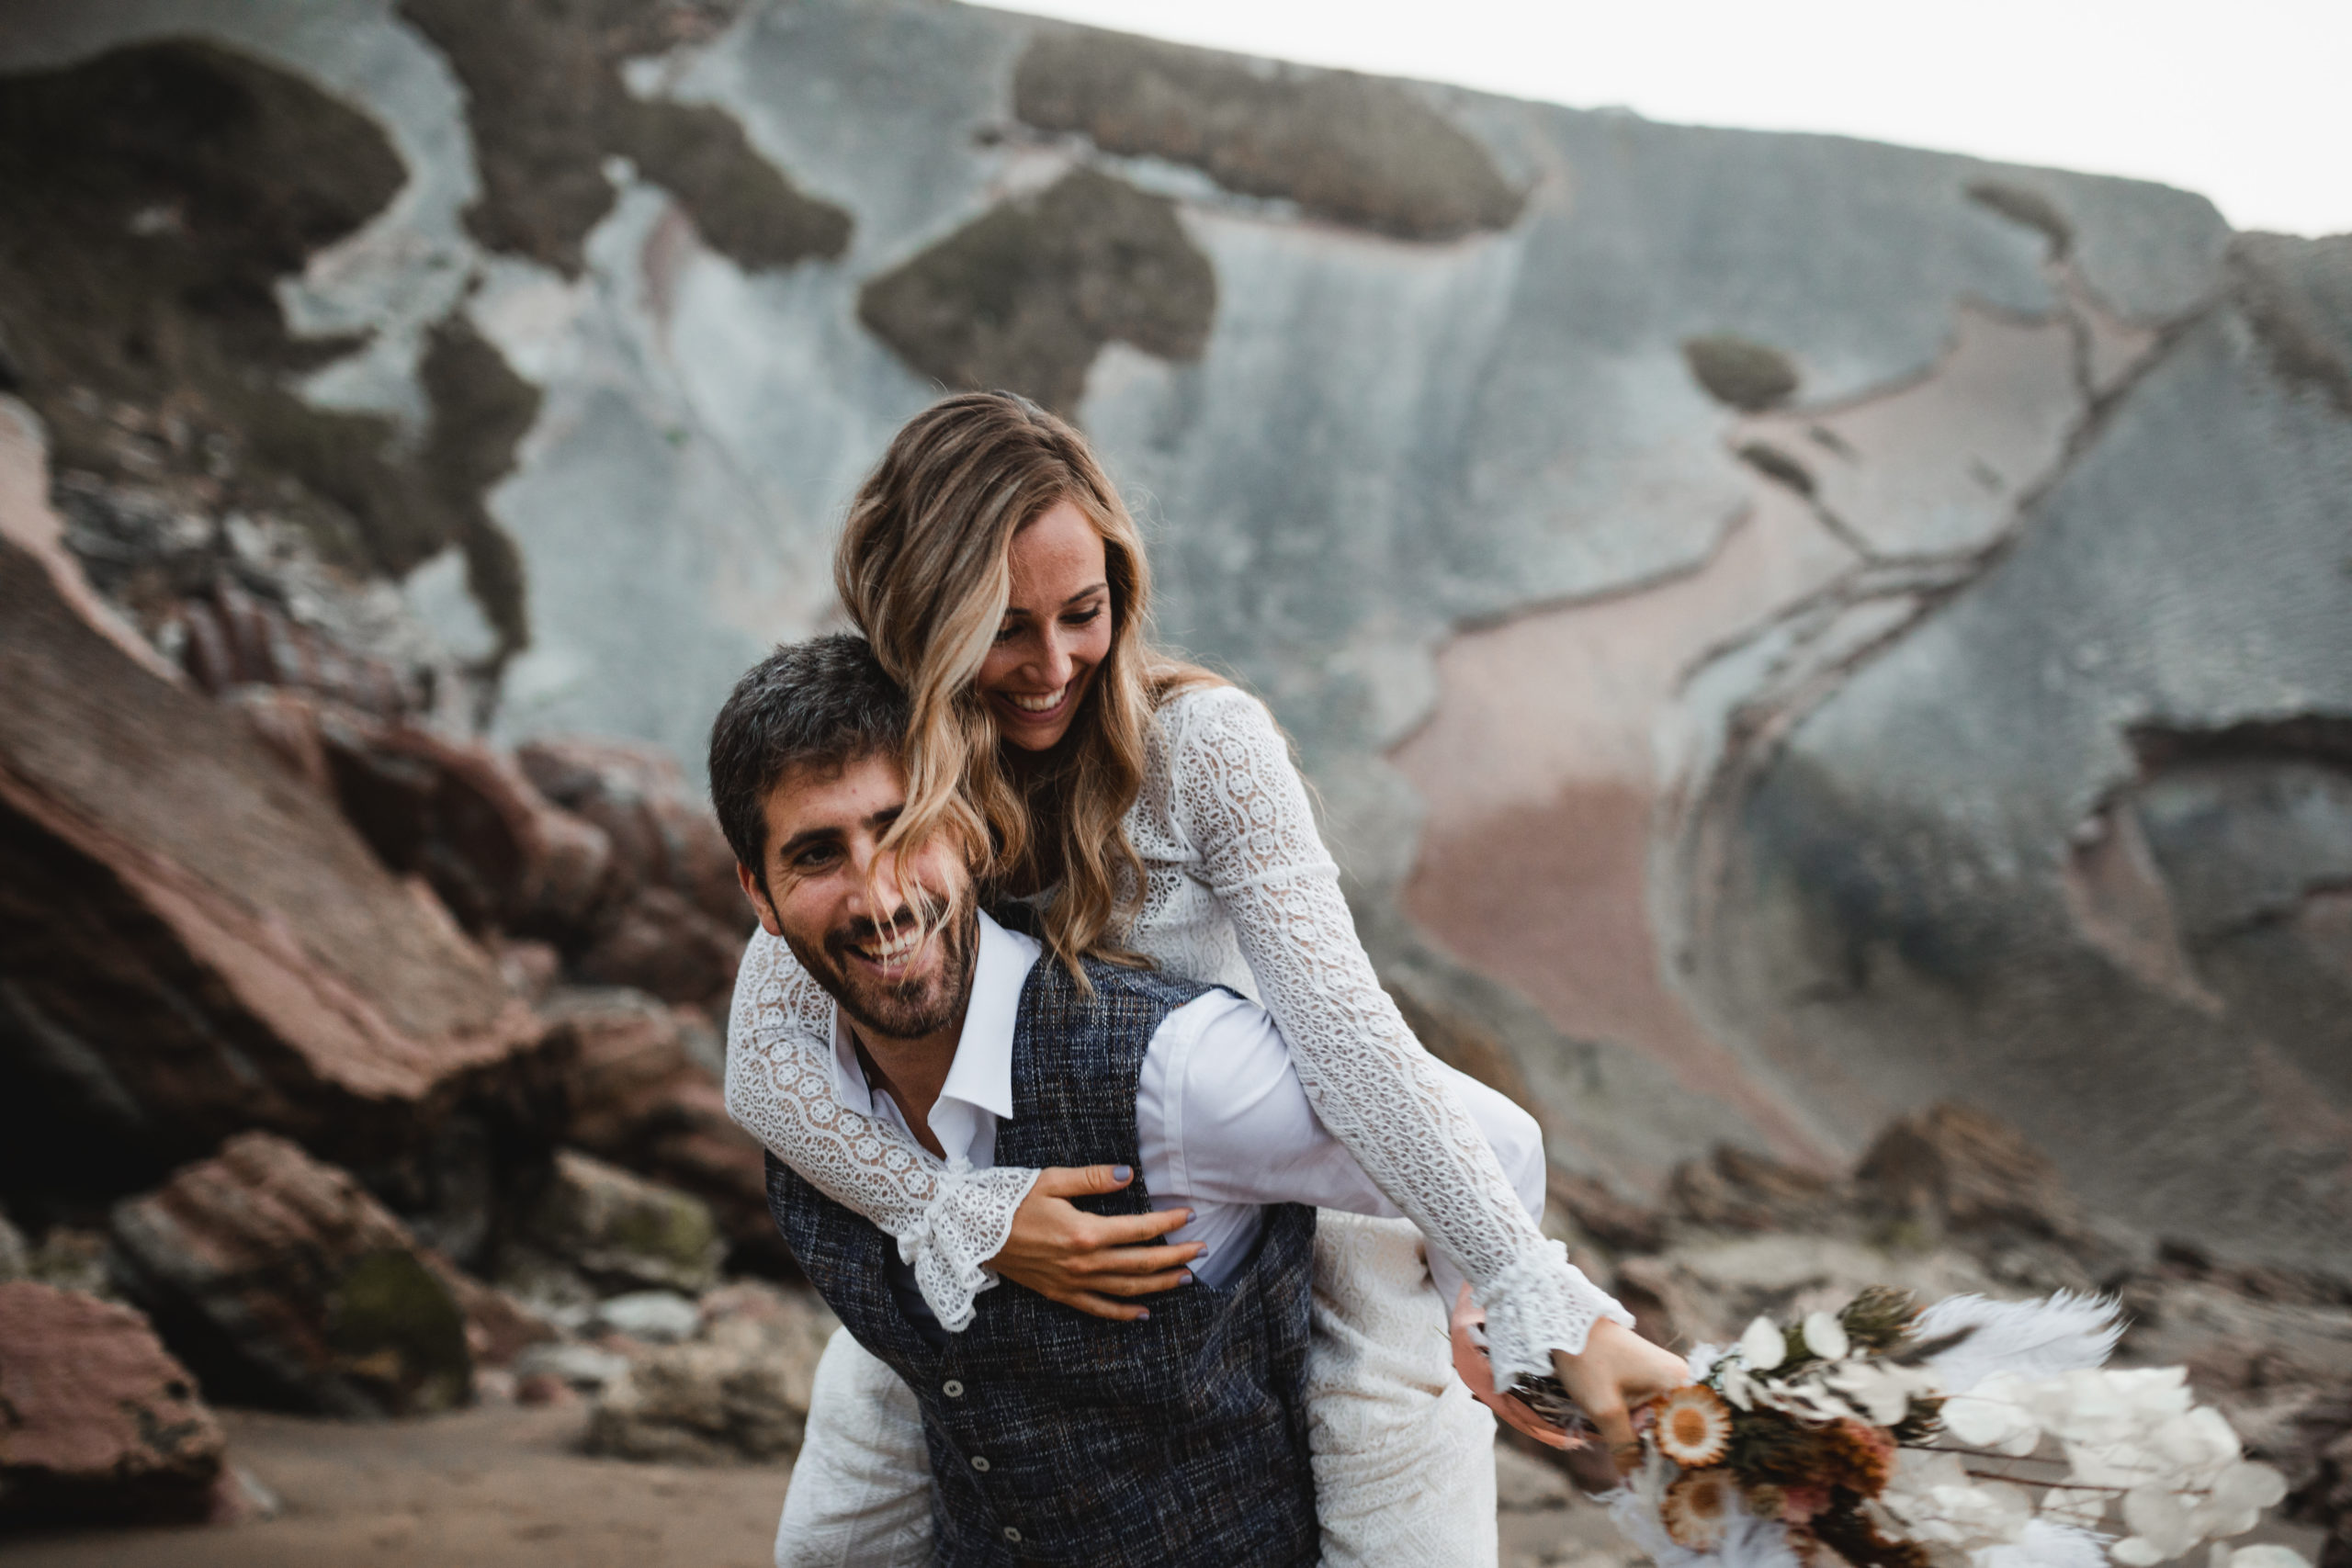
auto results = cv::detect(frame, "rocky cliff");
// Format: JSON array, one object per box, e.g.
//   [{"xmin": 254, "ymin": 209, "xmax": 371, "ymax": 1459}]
[{"xmin": 3, "ymin": 0, "xmax": 2346, "ymax": 1273}]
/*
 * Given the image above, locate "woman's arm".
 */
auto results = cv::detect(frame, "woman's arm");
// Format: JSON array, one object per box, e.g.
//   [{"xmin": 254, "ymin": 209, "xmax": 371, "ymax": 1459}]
[
  {"xmin": 725, "ymin": 928, "xmax": 1037, "ymax": 1329},
  {"xmin": 1170, "ymin": 685, "xmax": 1639, "ymax": 1385},
  {"xmin": 725, "ymin": 927, "xmax": 1196, "ymax": 1326}
]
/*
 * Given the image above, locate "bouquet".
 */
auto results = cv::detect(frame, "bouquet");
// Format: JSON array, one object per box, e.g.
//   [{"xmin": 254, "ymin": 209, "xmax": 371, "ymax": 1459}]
[{"xmin": 1590, "ymin": 1288, "xmax": 2308, "ymax": 1568}]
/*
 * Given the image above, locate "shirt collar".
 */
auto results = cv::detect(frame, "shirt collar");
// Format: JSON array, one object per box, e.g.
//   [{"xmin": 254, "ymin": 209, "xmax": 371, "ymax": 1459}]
[{"xmin": 825, "ymin": 908, "xmax": 1042, "ymax": 1167}]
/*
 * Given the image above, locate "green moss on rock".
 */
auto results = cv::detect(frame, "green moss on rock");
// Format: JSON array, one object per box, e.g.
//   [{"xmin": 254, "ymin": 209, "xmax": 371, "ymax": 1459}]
[
  {"xmin": 0, "ymin": 39, "xmax": 542, "ymax": 661},
  {"xmin": 1682, "ymin": 333, "xmax": 1801, "ymax": 412},
  {"xmin": 325, "ymin": 1248, "xmax": 472, "ymax": 1416},
  {"xmin": 1014, "ymin": 29, "xmax": 1522, "ymax": 243},
  {"xmin": 1966, "ymin": 179, "xmax": 2074, "ymax": 259},
  {"xmin": 858, "ymin": 166, "xmax": 1216, "ymax": 414},
  {"xmin": 397, "ymin": 0, "xmax": 851, "ymax": 278}
]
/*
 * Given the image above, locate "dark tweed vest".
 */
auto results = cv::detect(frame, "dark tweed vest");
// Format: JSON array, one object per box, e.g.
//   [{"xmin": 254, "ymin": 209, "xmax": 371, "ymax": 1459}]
[{"xmin": 765, "ymin": 954, "xmax": 1319, "ymax": 1568}]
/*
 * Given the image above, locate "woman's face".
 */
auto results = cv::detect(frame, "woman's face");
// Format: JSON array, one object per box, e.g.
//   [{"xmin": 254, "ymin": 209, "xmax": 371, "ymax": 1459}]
[{"xmin": 978, "ymin": 499, "xmax": 1113, "ymax": 752}]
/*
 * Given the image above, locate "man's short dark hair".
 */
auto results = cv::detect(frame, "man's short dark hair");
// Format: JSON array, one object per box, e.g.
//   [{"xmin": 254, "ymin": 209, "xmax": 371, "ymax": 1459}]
[{"xmin": 707, "ymin": 633, "xmax": 909, "ymax": 876}]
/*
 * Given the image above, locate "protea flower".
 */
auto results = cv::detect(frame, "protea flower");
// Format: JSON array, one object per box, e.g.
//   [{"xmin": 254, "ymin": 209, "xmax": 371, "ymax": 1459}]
[
  {"xmin": 1663, "ymin": 1468, "xmax": 1737, "ymax": 1550},
  {"xmin": 1655, "ymin": 1383, "xmax": 1736, "ymax": 1468}
]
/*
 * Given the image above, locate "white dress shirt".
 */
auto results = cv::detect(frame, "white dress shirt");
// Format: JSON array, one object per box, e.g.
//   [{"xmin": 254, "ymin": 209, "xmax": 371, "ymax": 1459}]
[{"xmin": 827, "ymin": 911, "xmax": 1546, "ymax": 1305}]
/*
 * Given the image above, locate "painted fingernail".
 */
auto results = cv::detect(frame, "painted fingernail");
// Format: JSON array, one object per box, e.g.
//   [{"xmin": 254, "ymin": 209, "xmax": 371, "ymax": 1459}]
[
  {"xmin": 1178, "ymin": 1270, "xmax": 1193, "ymax": 1285},
  {"xmin": 1111, "ymin": 1165, "xmax": 1133, "ymax": 1182},
  {"xmin": 1136, "ymin": 1309, "xmax": 1150, "ymax": 1321}
]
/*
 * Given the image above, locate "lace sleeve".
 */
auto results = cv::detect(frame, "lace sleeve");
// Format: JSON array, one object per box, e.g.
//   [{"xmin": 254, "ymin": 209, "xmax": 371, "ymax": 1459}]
[
  {"xmin": 724, "ymin": 926, "xmax": 1042, "ymax": 1331},
  {"xmin": 1169, "ymin": 686, "xmax": 1634, "ymax": 1383}
]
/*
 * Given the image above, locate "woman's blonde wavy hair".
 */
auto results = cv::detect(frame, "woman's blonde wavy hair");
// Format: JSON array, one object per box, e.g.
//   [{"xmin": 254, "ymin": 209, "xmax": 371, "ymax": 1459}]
[{"xmin": 837, "ymin": 391, "xmax": 1219, "ymax": 982}]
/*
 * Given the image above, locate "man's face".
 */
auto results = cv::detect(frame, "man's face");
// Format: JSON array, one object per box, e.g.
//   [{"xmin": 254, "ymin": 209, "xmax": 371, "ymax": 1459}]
[{"xmin": 737, "ymin": 750, "xmax": 977, "ymax": 1043}]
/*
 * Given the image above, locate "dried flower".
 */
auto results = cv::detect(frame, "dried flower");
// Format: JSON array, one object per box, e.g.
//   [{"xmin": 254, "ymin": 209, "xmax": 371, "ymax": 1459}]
[
  {"xmin": 1663, "ymin": 1468, "xmax": 1738, "ymax": 1551},
  {"xmin": 1611, "ymin": 1291, "xmax": 2309, "ymax": 1568},
  {"xmin": 1819, "ymin": 1417, "xmax": 1896, "ymax": 1497},
  {"xmin": 1656, "ymin": 1383, "xmax": 1736, "ymax": 1468},
  {"xmin": 1804, "ymin": 1310, "xmax": 1851, "ymax": 1362}
]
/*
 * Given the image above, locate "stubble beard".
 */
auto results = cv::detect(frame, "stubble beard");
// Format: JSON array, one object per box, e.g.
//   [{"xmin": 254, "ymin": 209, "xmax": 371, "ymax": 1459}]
[{"xmin": 786, "ymin": 903, "xmax": 978, "ymax": 1043}]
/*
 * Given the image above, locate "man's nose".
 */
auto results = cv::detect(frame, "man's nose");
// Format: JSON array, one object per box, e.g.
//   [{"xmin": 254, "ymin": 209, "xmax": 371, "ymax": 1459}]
[{"xmin": 845, "ymin": 839, "xmax": 908, "ymax": 917}]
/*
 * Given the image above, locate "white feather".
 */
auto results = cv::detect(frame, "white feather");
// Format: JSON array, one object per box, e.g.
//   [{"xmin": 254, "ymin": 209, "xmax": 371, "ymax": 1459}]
[
  {"xmin": 1973, "ymin": 1517, "xmax": 2112, "ymax": 1568},
  {"xmin": 1916, "ymin": 1292, "xmax": 2123, "ymax": 1394}
]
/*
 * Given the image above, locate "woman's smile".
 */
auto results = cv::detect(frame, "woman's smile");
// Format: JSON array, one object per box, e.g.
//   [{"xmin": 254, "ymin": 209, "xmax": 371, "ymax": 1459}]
[{"xmin": 979, "ymin": 499, "xmax": 1112, "ymax": 751}]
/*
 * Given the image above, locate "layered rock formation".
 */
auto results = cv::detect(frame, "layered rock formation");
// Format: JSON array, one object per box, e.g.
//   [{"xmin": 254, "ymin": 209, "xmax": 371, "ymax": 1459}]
[
  {"xmin": 0, "ymin": 418, "xmax": 546, "ymax": 1200},
  {"xmin": 0, "ymin": 0, "xmax": 2342, "ymax": 1279},
  {"xmin": 0, "ymin": 1282, "xmax": 230, "ymax": 1527}
]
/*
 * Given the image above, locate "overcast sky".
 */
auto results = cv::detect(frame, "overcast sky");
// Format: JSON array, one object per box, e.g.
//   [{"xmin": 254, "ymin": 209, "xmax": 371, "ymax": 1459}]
[{"xmin": 981, "ymin": 0, "xmax": 2351, "ymax": 237}]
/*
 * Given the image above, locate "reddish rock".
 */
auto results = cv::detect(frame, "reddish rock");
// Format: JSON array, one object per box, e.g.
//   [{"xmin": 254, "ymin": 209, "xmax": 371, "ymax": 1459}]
[
  {"xmin": 175, "ymin": 578, "xmax": 414, "ymax": 716},
  {"xmin": 1547, "ymin": 1168, "xmax": 1667, "ymax": 1256},
  {"xmin": 571, "ymin": 886, "xmax": 744, "ymax": 1008},
  {"xmin": 221, "ymin": 684, "xmax": 335, "ymax": 794},
  {"xmin": 431, "ymin": 1262, "xmax": 559, "ymax": 1370},
  {"xmin": 317, "ymin": 706, "xmax": 613, "ymax": 937},
  {"xmin": 1666, "ymin": 1144, "xmax": 1845, "ymax": 1234},
  {"xmin": 517, "ymin": 736, "xmax": 745, "ymax": 931},
  {"xmin": 0, "ymin": 531, "xmax": 547, "ymax": 1193},
  {"xmin": 0, "ymin": 1281, "xmax": 227, "ymax": 1526},
  {"xmin": 107, "ymin": 1132, "xmax": 474, "ymax": 1417},
  {"xmin": 542, "ymin": 987, "xmax": 773, "ymax": 1258},
  {"xmin": 1853, "ymin": 1100, "xmax": 2087, "ymax": 1244}
]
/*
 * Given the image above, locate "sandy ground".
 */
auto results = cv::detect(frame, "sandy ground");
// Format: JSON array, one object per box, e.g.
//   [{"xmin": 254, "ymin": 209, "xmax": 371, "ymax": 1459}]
[
  {"xmin": 0, "ymin": 1404, "xmax": 1639, "ymax": 1568},
  {"xmin": 1, "ymin": 1405, "xmax": 791, "ymax": 1568}
]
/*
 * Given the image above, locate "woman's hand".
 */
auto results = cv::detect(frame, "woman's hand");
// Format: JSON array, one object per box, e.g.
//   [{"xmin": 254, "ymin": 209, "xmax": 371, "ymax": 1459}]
[
  {"xmin": 1451, "ymin": 1286, "xmax": 1577, "ymax": 1450},
  {"xmin": 987, "ymin": 1166, "xmax": 1205, "ymax": 1322},
  {"xmin": 1554, "ymin": 1317, "xmax": 1691, "ymax": 1471}
]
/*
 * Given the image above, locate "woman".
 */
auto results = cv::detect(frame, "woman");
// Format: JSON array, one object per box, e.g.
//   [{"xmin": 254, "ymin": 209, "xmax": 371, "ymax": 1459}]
[{"xmin": 728, "ymin": 393, "xmax": 1685, "ymax": 1562}]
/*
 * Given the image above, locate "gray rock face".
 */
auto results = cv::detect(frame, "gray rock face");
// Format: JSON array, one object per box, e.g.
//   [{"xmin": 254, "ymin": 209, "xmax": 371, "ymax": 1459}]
[{"xmin": 2, "ymin": 0, "xmax": 2341, "ymax": 1268}]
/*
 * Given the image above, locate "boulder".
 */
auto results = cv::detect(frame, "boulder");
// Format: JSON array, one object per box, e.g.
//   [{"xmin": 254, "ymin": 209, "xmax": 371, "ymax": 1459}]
[
  {"xmin": 516, "ymin": 736, "xmax": 746, "ymax": 931},
  {"xmin": 0, "ymin": 1281, "xmax": 228, "ymax": 1526},
  {"xmin": 107, "ymin": 1132, "xmax": 473, "ymax": 1416},
  {"xmin": 571, "ymin": 885, "xmax": 744, "ymax": 1009},
  {"xmin": 541, "ymin": 987, "xmax": 773, "ymax": 1258},
  {"xmin": 1665, "ymin": 1145, "xmax": 1847, "ymax": 1235},
  {"xmin": 590, "ymin": 1290, "xmax": 702, "ymax": 1345},
  {"xmin": 2118, "ymin": 1278, "xmax": 2352, "ymax": 1404},
  {"xmin": 1853, "ymin": 1101, "xmax": 2089, "ymax": 1247},
  {"xmin": 584, "ymin": 1280, "xmax": 837, "ymax": 1464},
  {"xmin": 315, "ymin": 704, "xmax": 613, "ymax": 938},
  {"xmin": 0, "ymin": 518, "xmax": 545, "ymax": 1200},
  {"xmin": 1546, "ymin": 1169, "xmax": 1666, "ymax": 1257},
  {"xmin": 527, "ymin": 1148, "xmax": 725, "ymax": 1295}
]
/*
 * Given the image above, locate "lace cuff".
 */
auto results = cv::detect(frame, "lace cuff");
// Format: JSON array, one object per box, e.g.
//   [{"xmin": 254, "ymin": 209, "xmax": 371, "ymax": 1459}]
[
  {"xmin": 898, "ymin": 1163, "xmax": 1043, "ymax": 1331},
  {"xmin": 1477, "ymin": 1239, "xmax": 1638, "ymax": 1385}
]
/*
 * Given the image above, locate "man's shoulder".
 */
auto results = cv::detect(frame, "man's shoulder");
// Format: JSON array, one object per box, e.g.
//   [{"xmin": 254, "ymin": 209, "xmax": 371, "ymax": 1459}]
[{"xmin": 1025, "ymin": 953, "xmax": 1220, "ymax": 1017}]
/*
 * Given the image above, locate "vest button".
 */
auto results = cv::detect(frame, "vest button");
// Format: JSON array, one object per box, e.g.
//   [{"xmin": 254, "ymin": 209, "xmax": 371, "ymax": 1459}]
[
  {"xmin": 1003, "ymin": 1527, "xmax": 1023, "ymax": 1544},
  {"xmin": 943, "ymin": 1379, "xmax": 965, "ymax": 1398},
  {"xmin": 970, "ymin": 1455, "xmax": 990, "ymax": 1472}
]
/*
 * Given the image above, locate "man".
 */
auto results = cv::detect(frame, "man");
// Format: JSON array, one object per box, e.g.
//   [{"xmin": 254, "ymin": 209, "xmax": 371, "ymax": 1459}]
[{"xmin": 708, "ymin": 637, "xmax": 1565, "ymax": 1566}]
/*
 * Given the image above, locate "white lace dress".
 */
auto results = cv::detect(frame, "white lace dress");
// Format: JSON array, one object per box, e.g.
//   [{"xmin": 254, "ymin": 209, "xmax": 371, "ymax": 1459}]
[{"xmin": 728, "ymin": 684, "xmax": 1631, "ymax": 1563}]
